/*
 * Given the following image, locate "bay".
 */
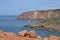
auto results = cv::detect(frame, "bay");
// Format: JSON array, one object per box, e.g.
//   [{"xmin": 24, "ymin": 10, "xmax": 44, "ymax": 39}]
[{"xmin": 0, "ymin": 15, "xmax": 60, "ymax": 37}]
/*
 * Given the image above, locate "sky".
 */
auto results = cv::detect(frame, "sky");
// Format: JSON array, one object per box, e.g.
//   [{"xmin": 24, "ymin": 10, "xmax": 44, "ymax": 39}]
[{"xmin": 0, "ymin": 0, "xmax": 60, "ymax": 15}]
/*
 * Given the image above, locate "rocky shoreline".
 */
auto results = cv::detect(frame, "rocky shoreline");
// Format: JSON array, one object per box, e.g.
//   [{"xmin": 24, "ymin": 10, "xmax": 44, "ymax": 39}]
[{"xmin": 0, "ymin": 30, "xmax": 60, "ymax": 40}]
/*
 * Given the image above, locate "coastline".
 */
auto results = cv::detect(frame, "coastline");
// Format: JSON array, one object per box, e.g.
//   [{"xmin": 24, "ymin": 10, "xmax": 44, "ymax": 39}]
[{"xmin": 0, "ymin": 30, "xmax": 60, "ymax": 40}]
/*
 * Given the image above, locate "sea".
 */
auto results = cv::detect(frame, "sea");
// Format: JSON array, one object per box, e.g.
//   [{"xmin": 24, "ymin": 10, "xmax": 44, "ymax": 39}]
[{"xmin": 0, "ymin": 15, "xmax": 60, "ymax": 37}]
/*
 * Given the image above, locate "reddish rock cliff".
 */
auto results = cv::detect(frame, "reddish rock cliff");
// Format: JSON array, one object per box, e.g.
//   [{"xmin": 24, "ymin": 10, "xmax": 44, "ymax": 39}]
[{"xmin": 17, "ymin": 9, "xmax": 60, "ymax": 20}]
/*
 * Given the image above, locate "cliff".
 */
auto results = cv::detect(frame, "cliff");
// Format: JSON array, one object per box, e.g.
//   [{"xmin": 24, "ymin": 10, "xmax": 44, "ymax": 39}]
[
  {"xmin": 17, "ymin": 9, "xmax": 60, "ymax": 20},
  {"xmin": 0, "ymin": 30, "xmax": 60, "ymax": 40}
]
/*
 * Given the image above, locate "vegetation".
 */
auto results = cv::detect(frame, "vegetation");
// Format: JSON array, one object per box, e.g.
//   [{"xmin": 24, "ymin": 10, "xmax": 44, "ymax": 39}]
[{"xmin": 25, "ymin": 14, "xmax": 60, "ymax": 32}]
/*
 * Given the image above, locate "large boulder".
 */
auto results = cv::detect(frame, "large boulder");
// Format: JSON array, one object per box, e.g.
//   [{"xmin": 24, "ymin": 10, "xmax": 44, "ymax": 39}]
[
  {"xmin": 27, "ymin": 30, "xmax": 36, "ymax": 38},
  {"xmin": 18, "ymin": 30, "xmax": 27, "ymax": 37},
  {"xmin": 36, "ymin": 36, "xmax": 42, "ymax": 40}
]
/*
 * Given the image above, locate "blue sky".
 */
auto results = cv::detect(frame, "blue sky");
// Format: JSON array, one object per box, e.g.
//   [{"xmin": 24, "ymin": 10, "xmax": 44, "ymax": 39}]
[{"xmin": 0, "ymin": 0, "xmax": 60, "ymax": 15}]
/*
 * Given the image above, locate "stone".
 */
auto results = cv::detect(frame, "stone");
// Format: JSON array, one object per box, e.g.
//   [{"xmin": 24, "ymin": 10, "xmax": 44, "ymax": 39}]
[
  {"xmin": 27, "ymin": 30, "xmax": 36, "ymax": 38},
  {"xmin": 7, "ymin": 32, "xmax": 17, "ymax": 40},
  {"xmin": 25, "ymin": 34, "xmax": 30, "ymax": 38},
  {"xmin": 43, "ymin": 37, "xmax": 49, "ymax": 40},
  {"xmin": 18, "ymin": 30, "xmax": 27, "ymax": 37},
  {"xmin": 49, "ymin": 35, "xmax": 60, "ymax": 40},
  {"xmin": 36, "ymin": 36, "xmax": 42, "ymax": 40},
  {"xmin": 0, "ymin": 30, "xmax": 60, "ymax": 40},
  {"xmin": 0, "ymin": 30, "xmax": 4, "ymax": 34}
]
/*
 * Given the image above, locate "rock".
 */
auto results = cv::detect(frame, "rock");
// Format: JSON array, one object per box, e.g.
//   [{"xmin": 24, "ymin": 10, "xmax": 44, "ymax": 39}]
[
  {"xmin": 57, "ymin": 37, "xmax": 60, "ymax": 40},
  {"xmin": 0, "ymin": 30, "xmax": 60, "ymax": 40},
  {"xmin": 43, "ymin": 37, "xmax": 49, "ymax": 40},
  {"xmin": 17, "ymin": 9, "xmax": 60, "ymax": 20},
  {"xmin": 0, "ymin": 32, "xmax": 11, "ymax": 40},
  {"xmin": 7, "ymin": 32, "xmax": 17, "ymax": 40},
  {"xmin": 25, "ymin": 34, "xmax": 30, "ymax": 38},
  {"xmin": 49, "ymin": 35, "xmax": 60, "ymax": 40},
  {"xmin": 27, "ymin": 30, "xmax": 36, "ymax": 38},
  {"xmin": 18, "ymin": 30, "xmax": 27, "ymax": 37},
  {"xmin": 36, "ymin": 36, "xmax": 42, "ymax": 40},
  {"xmin": 0, "ymin": 32, "xmax": 7, "ymax": 38},
  {"xmin": 0, "ymin": 30, "xmax": 4, "ymax": 34}
]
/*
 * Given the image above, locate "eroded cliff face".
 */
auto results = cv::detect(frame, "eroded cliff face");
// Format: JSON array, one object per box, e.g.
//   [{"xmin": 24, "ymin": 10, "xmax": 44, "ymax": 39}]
[{"xmin": 17, "ymin": 9, "xmax": 60, "ymax": 20}]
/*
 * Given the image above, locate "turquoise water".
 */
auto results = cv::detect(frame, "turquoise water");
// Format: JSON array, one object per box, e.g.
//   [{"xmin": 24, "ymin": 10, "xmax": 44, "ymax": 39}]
[{"xmin": 0, "ymin": 15, "xmax": 60, "ymax": 37}]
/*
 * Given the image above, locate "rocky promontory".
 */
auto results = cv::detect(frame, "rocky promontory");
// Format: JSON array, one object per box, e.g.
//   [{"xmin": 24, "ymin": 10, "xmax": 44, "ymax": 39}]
[
  {"xmin": 0, "ymin": 30, "xmax": 60, "ymax": 40},
  {"xmin": 24, "ymin": 14, "xmax": 60, "ymax": 32},
  {"xmin": 17, "ymin": 9, "xmax": 60, "ymax": 20}
]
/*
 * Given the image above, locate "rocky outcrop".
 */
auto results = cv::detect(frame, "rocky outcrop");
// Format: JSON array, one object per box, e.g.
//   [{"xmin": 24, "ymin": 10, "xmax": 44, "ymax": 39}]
[
  {"xmin": 24, "ymin": 13, "xmax": 60, "ymax": 32},
  {"xmin": 27, "ymin": 30, "xmax": 36, "ymax": 38},
  {"xmin": 0, "ymin": 30, "xmax": 60, "ymax": 40},
  {"xmin": 17, "ymin": 9, "xmax": 60, "ymax": 20},
  {"xmin": 18, "ymin": 30, "xmax": 27, "ymax": 36}
]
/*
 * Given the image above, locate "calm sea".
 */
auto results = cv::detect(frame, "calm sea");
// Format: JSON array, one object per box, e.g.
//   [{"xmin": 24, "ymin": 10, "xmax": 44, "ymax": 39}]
[{"xmin": 0, "ymin": 15, "xmax": 60, "ymax": 37}]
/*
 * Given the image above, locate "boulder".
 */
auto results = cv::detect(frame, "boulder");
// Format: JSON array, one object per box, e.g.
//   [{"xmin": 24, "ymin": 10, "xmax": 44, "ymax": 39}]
[
  {"xmin": 25, "ymin": 34, "xmax": 30, "ymax": 38},
  {"xmin": 7, "ymin": 32, "xmax": 17, "ymax": 40},
  {"xmin": 27, "ymin": 30, "xmax": 36, "ymax": 38},
  {"xmin": 0, "ymin": 30, "xmax": 4, "ymax": 34},
  {"xmin": 0, "ymin": 32, "xmax": 8, "ymax": 38},
  {"xmin": 36, "ymin": 36, "xmax": 42, "ymax": 40},
  {"xmin": 43, "ymin": 37, "xmax": 49, "ymax": 40},
  {"xmin": 0, "ymin": 31, "xmax": 11, "ymax": 40},
  {"xmin": 49, "ymin": 35, "xmax": 60, "ymax": 40},
  {"xmin": 0, "ymin": 30, "xmax": 60, "ymax": 40},
  {"xmin": 18, "ymin": 30, "xmax": 27, "ymax": 37}
]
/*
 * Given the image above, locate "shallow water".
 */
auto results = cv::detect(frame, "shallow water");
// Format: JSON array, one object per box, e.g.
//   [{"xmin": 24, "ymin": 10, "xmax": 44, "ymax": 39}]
[{"xmin": 0, "ymin": 15, "xmax": 60, "ymax": 37}]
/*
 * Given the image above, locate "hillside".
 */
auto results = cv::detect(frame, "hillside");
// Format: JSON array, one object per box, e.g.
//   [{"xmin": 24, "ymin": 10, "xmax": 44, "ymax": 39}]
[
  {"xmin": 24, "ymin": 16, "xmax": 60, "ymax": 32},
  {"xmin": 17, "ymin": 9, "xmax": 60, "ymax": 20}
]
